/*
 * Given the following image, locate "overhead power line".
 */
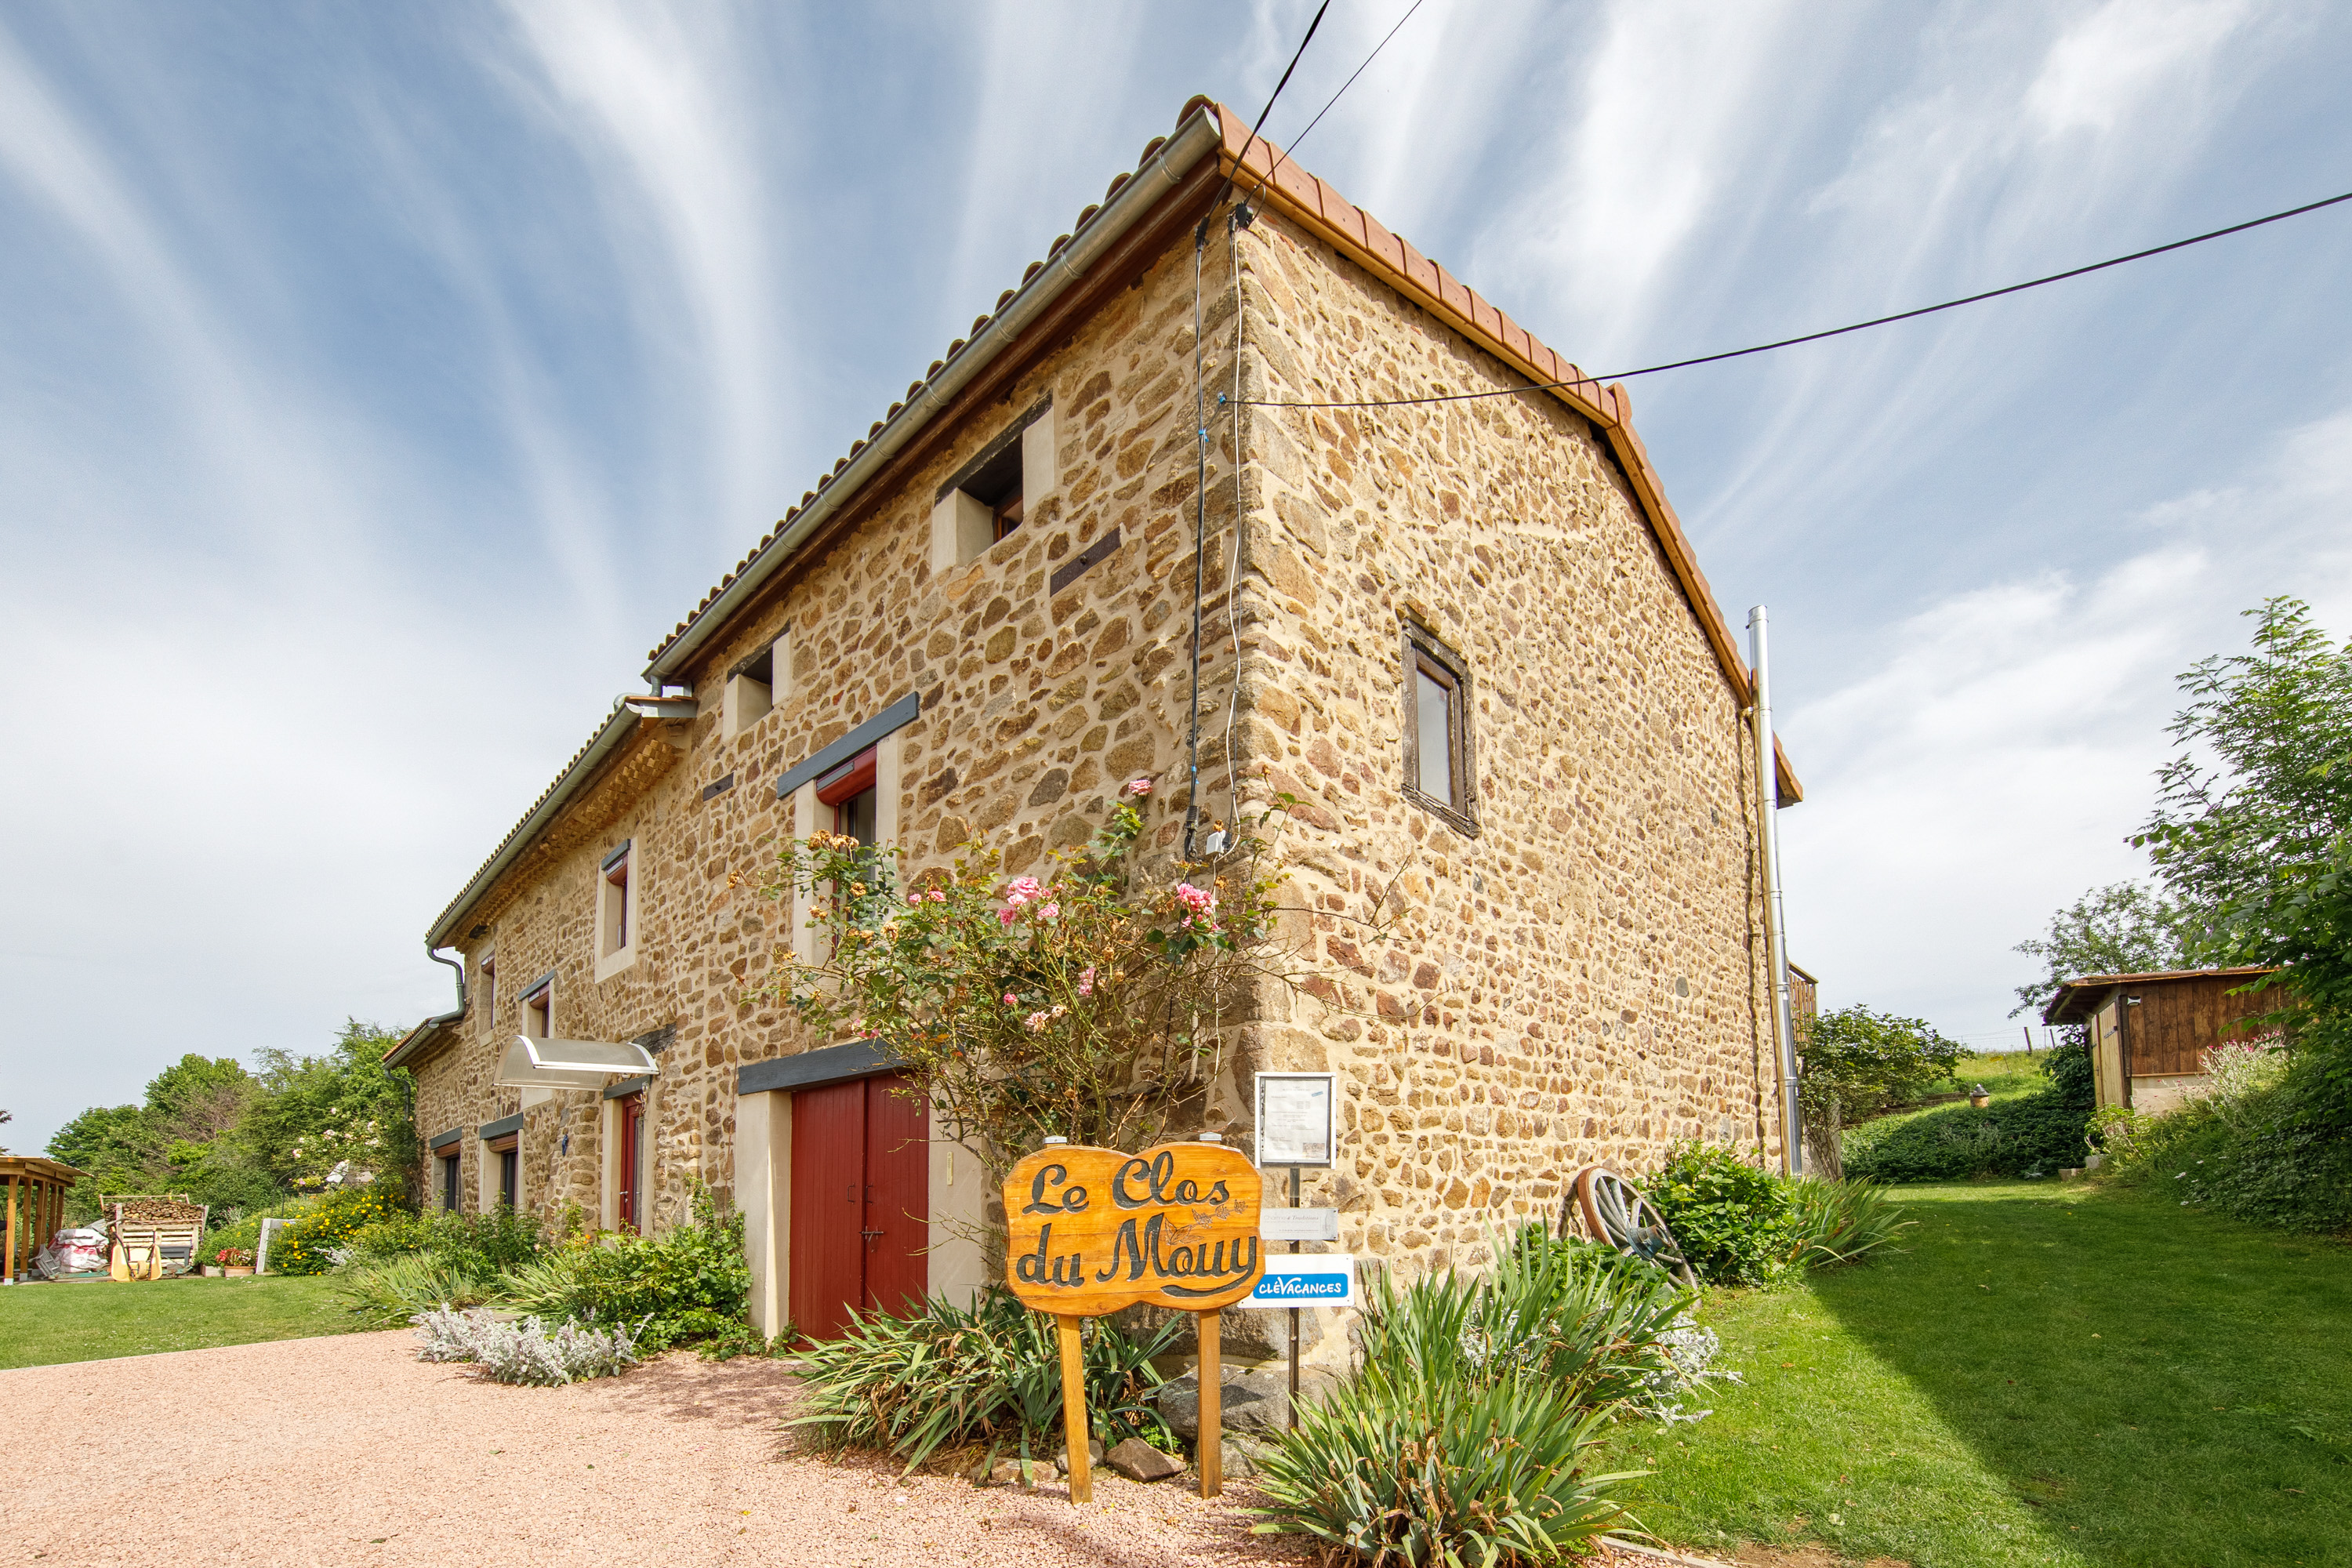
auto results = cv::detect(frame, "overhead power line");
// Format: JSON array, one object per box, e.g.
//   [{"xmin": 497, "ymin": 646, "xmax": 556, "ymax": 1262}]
[
  {"xmin": 1239, "ymin": 184, "xmax": 2352, "ymax": 411},
  {"xmin": 1211, "ymin": 0, "xmax": 1332, "ymax": 222},
  {"xmin": 1245, "ymin": 0, "xmax": 1430, "ymax": 206}
]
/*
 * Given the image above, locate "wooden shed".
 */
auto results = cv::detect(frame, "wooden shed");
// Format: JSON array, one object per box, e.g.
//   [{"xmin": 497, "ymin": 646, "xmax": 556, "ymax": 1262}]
[
  {"xmin": 2, "ymin": 1156, "xmax": 89, "ymax": 1284},
  {"xmin": 2042, "ymin": 967, "xmax": 2278, "ymax": 1113}
]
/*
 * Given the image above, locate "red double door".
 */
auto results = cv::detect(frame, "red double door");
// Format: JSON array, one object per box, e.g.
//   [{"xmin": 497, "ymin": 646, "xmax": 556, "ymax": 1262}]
[{"xmin": 789, "ymin": 1073, "xmax": 929, "ymax": 1341}]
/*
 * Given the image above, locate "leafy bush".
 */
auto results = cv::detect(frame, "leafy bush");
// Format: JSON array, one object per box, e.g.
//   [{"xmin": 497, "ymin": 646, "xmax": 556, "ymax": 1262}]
[
  {"xmin": 1843, "ymin": 1042, "xmax": 2094, "ymax": 1182},
  {"xmin": 2110, "ymin": 1071, "xmax": 2352, "ymax": 1233},
  {"xmin": 793, "ymin": 1287, "xmax": 1180, "ymax": 1472},
  {"xmin": 1799, "ymin": 1005, "xmax": 1965, "ymax": 1122},
  {"xmin": 350, "ymin": 1207, "xmax": 543, "ymax": 1275},
  {"xmin": 498, "ymin": 1191, "xmax": 749, "ymax": 1351},
  {"xmin": 270, "ymin": 1185, "xmax": 411, "ymax": 1275},
  {"xmin": 414, "ymin": 1307, "xmax": 641, "ymax": 1385},
  {"xmin": 1786, "ymin": 1177, "xmax": 1913, "ymax": 1266},
  {"xmin": 1646, "ymin": 1143, "xmax": 1803, "ymax": 1286},
  {"xmin": 1252, "ymin": 1363, "xmax": 1635, "ymax": 1564}
]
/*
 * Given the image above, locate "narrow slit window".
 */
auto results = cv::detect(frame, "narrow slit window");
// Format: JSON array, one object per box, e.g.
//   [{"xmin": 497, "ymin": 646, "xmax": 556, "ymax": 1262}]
[
  {"xmin": 600, "ymin": 844, "xmax": 632, "ymax": 956},
  {"xmin": 1415, "ymin": 664, "xmax": 1457, "ymax": 805},
  {"xmin": 439, "ymin": 1151, "xmax": 461, "ymax": 1213},
  {"xmin": 1402, "ymin": 624, "xmax": 1478, "ymax": 834}
]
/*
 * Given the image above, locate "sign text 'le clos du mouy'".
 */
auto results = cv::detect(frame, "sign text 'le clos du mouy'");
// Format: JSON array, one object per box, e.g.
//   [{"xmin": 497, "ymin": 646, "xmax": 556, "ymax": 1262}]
[{"xmin": 1002, "ymin": 1142, "xmax": 1265, "ymax": 1315}]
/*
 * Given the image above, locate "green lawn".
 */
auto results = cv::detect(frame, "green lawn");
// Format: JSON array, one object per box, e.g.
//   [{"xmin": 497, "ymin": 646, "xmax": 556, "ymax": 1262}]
[
  {"xmin": 1599, "ymin": 1183, "xmax": 2350, "ymax": 1567},
  {"xmin": 0, "ymin": 1274, "xmax": 358, "ymax": 1370}
]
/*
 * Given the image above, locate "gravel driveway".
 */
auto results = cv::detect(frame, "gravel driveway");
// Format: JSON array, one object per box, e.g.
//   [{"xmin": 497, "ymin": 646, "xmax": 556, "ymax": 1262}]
[{"xmin": 1, "ymin": 1330, "xmax": 1311, "ymax": 1568}]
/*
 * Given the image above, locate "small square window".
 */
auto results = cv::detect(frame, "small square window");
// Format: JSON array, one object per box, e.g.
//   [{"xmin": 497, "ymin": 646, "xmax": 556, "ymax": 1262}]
[
  {"xmin": 816, "ymin": 746, "xmax": 879, "ymax": 845},
  {"xmin": 929, "ymin": 400, "xmax": 1057, "ymax": 569},
  {"xmin": 1402, "ymin": 624, "xmax": 1478, "ymax": 836},
  {"xmin": 521, "ymin": 978, "xmax": 553, "ymax": 1040}
]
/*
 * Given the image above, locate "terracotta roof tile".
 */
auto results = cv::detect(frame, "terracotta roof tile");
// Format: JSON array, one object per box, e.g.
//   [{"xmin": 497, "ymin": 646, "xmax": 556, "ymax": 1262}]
[
  {"xmin": 1360, "ymin": 209, "xmax": 1404, "ymax": 274},
  {"xmin": 1470, "ymin": 292, "xmax": 1502, "ymax": 341},
  {"xmin": 1499, "ymin": 311, "xmax": 1530, "ymax": 365},
  {"xmin": 1435, "ymin": 263, "xmax": 1472, "ymax": 321},
  {"xmin": 1316, "ymin": 176, "xmax": 1367, "ymax": 248}
]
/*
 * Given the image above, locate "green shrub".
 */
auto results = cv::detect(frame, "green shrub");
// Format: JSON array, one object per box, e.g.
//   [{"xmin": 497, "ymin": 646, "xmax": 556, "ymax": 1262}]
[
  {"xmin": 1253, "ymin": 1362, "xmax": 1635, "ymax": 1562},
  {"xmin": 1646, "ymin": 1143, "xmax": 1803, "ymax": 1285},
  {"xmin": 1844, "ymin": 1042, "xmax": 2094, "ymax": 1182},
  {"xmin": 499, "ymin": 1191, "xmax": 750, "ymax": 1351},
  {"xmin": 793, "ymin": 1288, "xmax": 1180, "ymax": 1472},
  {"xmin": 350, "ymin": 1207, "xmax": 543, "ymax": 1275},
  {"xmin": 2111, "ymin": 1070, "xmax": 2352, "ymax": 1233},
  {"xmin": 270, "ymin": 1185, "xmax": 411, "ymax": 1275},
  {"xmin": 1787, "ymin": 1177, "xmax": 1913, "ymax": 1266}
]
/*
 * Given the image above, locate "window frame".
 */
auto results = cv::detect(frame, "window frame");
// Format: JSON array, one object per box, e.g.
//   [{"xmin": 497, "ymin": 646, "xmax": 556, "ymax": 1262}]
[
  {"xmin": 520, "ymin": 974, "xmax": 554, "ymax": 1040},
  {"xmin": 595, "ymin": 840, "xmax": 638, "ymax": 979},
  {"xmin": 1399, "ymin": 622, "xmax": 1479, "ymax": 837},
  {"xmin": 438, "ymin": 1150, "xmax": 462, "ymax": 1213}
]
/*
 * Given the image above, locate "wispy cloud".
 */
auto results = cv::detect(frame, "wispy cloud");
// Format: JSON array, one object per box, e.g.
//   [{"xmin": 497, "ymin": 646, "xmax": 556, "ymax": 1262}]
[{"xmin": 1780, "ymin": 405, "xmax": 2352, "ymax": 1036}]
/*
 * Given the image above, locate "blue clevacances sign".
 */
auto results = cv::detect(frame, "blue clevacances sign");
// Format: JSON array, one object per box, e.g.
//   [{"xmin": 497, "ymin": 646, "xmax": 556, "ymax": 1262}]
[{"xmin": 1243, "ymin": 1254, "xmax": 1358, "ymax": 1309}]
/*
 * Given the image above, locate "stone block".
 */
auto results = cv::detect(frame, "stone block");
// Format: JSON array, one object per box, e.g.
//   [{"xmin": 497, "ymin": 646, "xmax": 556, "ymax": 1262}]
[{"xmin": 1104, "ymin": 1437, "xmax": 1183, "ymax": 1483}]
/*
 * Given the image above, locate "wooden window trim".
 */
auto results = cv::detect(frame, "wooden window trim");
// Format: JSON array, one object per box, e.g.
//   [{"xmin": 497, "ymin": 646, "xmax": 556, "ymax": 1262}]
[{"xmin": 1399, "ymin": 622, "xmax": 1479, "ymax": 837}]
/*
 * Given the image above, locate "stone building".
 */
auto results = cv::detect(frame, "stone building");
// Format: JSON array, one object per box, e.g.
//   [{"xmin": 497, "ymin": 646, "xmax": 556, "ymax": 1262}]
[{"xmin": 388, "ymin": 96, "xmax": 1806, "ymax": 1345}]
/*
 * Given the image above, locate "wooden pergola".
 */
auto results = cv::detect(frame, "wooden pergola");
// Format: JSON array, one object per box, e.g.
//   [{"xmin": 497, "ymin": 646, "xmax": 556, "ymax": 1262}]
[{"xmin": 2, "ymin": 1156, "xmax": 89, "ymax": 1283}]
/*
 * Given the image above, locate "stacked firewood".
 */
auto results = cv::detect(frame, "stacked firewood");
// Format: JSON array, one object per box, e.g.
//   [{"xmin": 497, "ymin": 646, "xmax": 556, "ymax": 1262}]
[{"xmin": 104, "ymin": 1196, "xmax": 208, "ymax": 1225}]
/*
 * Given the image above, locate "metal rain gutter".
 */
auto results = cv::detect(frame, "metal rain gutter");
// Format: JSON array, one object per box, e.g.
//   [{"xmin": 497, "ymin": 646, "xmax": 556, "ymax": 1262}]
[{"xmin": 641, "ymin": 106, "xmax": 1226, "ymax": 688}]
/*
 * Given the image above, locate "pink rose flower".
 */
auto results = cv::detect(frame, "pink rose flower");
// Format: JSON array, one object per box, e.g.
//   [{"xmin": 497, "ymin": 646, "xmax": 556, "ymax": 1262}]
[
  {"xmin": 906, "ymin": 893, "xmax": 924, "ymax": 906},
  {"xmin": 1004, "ymin": 993, "xmax": 1020, "ymax": 1007},
  {"xmin": 928, "ymin": 889, "xmax": 947, "ymax": 902},
  {"xmin": 1174, "ymin": 881, "xmax": 1216, "ymax": 916},
  {"xmin": 1036, "ymin": 902, "xmax": 1060, "ymax": 921},
  {"xmin": 1004, "ymin": 876, "xmax": 1044, "ymax": 906},
  {"xmin": 1025, "ymin": 1010, "xmax": 1052, "ymax": 1033},
  {"xmin": 1076, "ymin": 966, "xmax": 1096, "ymax": 997},
  {"xmin": 1124, "ymin": 777, "xmax": 1153, "ymax": 797}
]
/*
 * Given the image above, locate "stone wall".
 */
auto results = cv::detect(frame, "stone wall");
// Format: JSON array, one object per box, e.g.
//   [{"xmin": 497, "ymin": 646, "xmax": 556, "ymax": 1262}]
[{"xmin": 1220, "ymin": 207, "xmax": 1785, "ymax": 1312}]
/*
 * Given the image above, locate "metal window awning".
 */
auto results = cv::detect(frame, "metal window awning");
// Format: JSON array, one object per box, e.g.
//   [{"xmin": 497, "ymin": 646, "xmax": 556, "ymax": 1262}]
[{"xmin": 495, "ymin": 1036, "xmax": 660, "ymax": 1091}]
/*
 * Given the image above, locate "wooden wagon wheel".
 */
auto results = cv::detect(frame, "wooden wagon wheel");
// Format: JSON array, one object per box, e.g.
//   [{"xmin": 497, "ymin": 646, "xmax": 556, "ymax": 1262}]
[{"xmin": 1570, "ymin": 1166, "xmax": 1700, "ymax": 1289}]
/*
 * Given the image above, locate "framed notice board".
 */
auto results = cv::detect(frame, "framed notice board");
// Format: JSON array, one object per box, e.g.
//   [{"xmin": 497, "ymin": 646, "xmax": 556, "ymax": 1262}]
[{"xmin": 1254, "ymin": 1072, "xmax": 1335, "ymax": 1168}]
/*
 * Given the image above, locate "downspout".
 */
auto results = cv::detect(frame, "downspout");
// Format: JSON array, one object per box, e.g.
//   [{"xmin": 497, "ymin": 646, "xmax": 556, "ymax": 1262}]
[
  {"xmin": 1748, "ymin": 606, "xmax": 1802, "ymax": 1175},
  {"xmin": 427, "ymin": 945, "xmax": 466, "ymax": 1013}
]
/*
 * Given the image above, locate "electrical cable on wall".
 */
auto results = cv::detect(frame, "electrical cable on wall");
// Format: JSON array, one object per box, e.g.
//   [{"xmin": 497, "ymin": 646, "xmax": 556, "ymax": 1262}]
[
  {"xmin": 1236, "ymin": 184, "xmax": 2352, "ymax": 412},
  {"xmin": 1185, "ymin": 0, "xmax": 1330, "ymax": 858}
]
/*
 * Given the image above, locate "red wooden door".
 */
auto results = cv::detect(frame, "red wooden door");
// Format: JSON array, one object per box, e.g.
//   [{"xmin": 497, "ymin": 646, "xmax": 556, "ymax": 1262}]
[
  {"xmin": 617, "ymin": 1093, "xmax": 645, "ymax": 1231},
  {"xmin": 788, "ymin": 1073, "xmax": 927, "ymax": 1341},
  {"xmin": 862, "ymin": 1077, "xmax": 930, "ymax": 1319}
]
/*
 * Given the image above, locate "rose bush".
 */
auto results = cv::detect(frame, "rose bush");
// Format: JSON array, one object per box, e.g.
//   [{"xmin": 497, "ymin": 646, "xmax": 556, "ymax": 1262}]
[{"xmin": 760, "ymin": 783, "xmax": 1293, "ymax": 1182}]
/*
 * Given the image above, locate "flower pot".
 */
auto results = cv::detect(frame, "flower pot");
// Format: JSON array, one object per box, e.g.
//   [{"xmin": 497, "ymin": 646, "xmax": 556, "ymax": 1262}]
[
  {"xmin": 225, "ymin": 1266, "xmax": 256, "ymax": 1278},
  {"xmin": 201, "ymin": 1266, "xmax": 225, "ymax": 1278},
  {"xmin": 1969, "ymin": 1093, "xmax": 1991, "ymax": 1109}
]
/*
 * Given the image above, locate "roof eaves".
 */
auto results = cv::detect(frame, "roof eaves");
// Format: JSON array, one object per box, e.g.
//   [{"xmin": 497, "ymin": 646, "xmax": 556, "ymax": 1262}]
[
  {"xmin": 641, "ymin": 97, "xmax": 1229, "ymax": 686},
  {"xmin": 385, "ymin": 1007, "xmax": 464, "ymax": 1069}
]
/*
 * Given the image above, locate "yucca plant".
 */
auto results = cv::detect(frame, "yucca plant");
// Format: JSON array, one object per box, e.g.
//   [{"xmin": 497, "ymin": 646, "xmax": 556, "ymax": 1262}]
[
  {"xmin": 1358, "ymin": 1228, "xmax": 1696, "ymax": 1412},
  {"xmin": 1787, "ymin": 1177, "xmax": 1914, "ymax": 1269},
  {"xmin": 791, "ymin": 1288, "xmax": 1179, "ymax": 1473},
  {"xmin": 336, "ymin": 1251, "xmax": 502, "ymax": 1329},
  {"xmin": 1254, "ymin": 1359, "xmax": 1638, "ymax": 1565}
]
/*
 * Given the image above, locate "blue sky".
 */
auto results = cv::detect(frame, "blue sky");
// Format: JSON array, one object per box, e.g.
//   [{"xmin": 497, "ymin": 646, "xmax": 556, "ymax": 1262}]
[{"xmin": 5, "ymin": 0, "xmax": 2350, "ymax": 1153}]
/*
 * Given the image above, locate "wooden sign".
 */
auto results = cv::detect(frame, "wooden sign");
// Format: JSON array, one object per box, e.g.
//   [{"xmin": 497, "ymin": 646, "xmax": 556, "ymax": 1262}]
[
  {"xmin": 1004, "ymin": 1142, "xmax": 1265, "ymax": 1314},
  {"xmin": 1003, "ymin": 1141, "xmax": 1265, "ymax": 1504}
]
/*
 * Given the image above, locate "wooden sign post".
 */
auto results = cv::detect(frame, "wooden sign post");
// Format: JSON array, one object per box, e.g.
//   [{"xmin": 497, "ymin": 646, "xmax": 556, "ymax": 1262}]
[{"xmin": 1003, "ymin": 1138, "xmax": 1265, "ymax": 1503}]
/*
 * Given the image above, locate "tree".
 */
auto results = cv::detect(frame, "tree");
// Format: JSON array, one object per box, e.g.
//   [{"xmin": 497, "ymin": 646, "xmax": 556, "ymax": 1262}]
[
  {"xmin": 1799, "ymin": 1004, "xmax": 1965, "ymax": 1123},
  {"xmin": 245, "ymin": 1019, "xmax": 419, "ymax": 1196},
  {"xmin": 2135, "ymin": 597, "xmax": 2352, "ymax": 1109},
  {"xmin": 2009, "ymin": 881, "xmax": 2189, "ymax": 1018}
]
